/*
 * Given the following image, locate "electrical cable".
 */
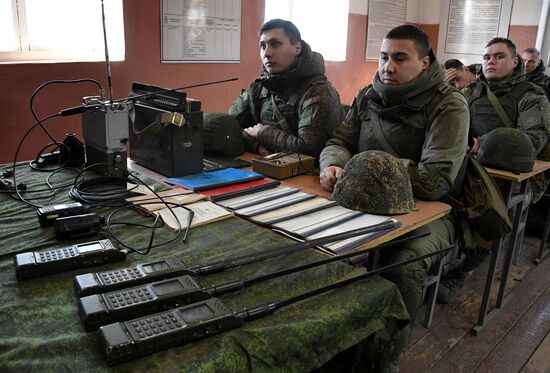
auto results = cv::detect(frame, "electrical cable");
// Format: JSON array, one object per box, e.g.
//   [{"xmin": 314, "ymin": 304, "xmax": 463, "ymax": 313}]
[
  {"xmin": 10, "ymin": 112, "xmax": 61, "ymax": 207},
  {"xmin": 105, "ymin": 200, "xmax": 192, "ymax": 255},
  {"xmin": 67, "ymin": 162, "xmax": 192, "ymax": 253},
  {"xmin": 29, "ymin": 78, "xmax": 103, "ymax": 143}
]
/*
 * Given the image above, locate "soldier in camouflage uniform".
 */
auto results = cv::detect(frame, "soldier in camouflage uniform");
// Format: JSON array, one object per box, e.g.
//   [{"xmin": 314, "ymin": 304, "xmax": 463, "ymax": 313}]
[
  {"xmin": 463, "ymin": 38, "xmax": 550, "ymax": 203},
  {"xmin": 444, "ymin": 58, "xmax": 479, "ymax": 90},
  {"xmin": 522, "ymin": 47, "xmax": 550, "ymax": 99},
  {"xmin": 319, "ymin": 24, "xmax": 469, "ymax": 362},
  {"xmin": 227, "ymin": 19, "xmax": 341, "ymax": 159}
]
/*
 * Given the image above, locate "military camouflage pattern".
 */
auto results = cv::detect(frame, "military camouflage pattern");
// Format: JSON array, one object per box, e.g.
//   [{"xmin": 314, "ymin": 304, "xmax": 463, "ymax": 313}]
[
  {"xmin": 477, "ymin": 127, "xmax": 535, "ymax": 173},
  {"xmin": 526, "ymin": 61, "xmax": 550, "ymax": 99},
  {"xmin": 463, "ymin": 57, "xmax": 550, "ymax": 202},
  {"xmin": 333, "ymin": 151, "xmax": 415, "ymax": 215},
  {"xmin": 0, "ymin": 163, "xmax": 408, "ymax": 372},
  {"xmin": 319, "ymin": 55, "xmax": 461, "ymax": 358},
  {"xmin": 320, "ymin": 57, "xmax": 469, "ymax": 201},
  {"xmin": 228, "ymin": 40, "xmax": 341, "ymax": 159},
  {"xmin": 203, "ymin": 112, "xmax": 245, "ymax": 156}
]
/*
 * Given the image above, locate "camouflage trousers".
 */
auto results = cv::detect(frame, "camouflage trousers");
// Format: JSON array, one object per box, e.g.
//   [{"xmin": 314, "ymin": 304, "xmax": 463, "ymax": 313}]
[{"xmin": 379, "ymin": 217, "xmax": 455, "ymax": 351}]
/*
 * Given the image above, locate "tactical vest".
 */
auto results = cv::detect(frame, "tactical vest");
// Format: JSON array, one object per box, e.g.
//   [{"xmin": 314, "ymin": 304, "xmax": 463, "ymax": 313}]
[
  {"xmin": 252, "ymin": 75, "xmax": 329, "ymax": 136},
  {"xmin": 355, "ymin": 82, "xmax": 453, "ymax": 163},
  {"xmin": 469, "ymin": 81, "xmax": 534, "ymax": 137}
]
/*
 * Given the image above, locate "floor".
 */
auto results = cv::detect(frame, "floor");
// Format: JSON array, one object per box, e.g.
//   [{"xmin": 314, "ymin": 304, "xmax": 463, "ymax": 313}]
[{"xmin": 401, "ymin": 230, "xmax": 550, "ymax": 373}]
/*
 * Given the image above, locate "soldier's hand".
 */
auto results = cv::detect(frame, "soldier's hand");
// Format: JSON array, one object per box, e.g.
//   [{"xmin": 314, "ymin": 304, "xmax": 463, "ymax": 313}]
[
  {"xmin": 320, "ymin": 166, "xmax": 343, "ymax": 192},
  {"xmin": 469, "ymin": 138, "xmax": 480, "ymax": 155},
  {"xmin": 444, "ymin": 68, "xmax": 458, "ymax": 84},
  {"xmin": 257, "ymin": 145, "xmax": 270, "ymax": 156},
  {"xmin": 244, "ymin": 123, "xmax": 264, "ymax": 138}
]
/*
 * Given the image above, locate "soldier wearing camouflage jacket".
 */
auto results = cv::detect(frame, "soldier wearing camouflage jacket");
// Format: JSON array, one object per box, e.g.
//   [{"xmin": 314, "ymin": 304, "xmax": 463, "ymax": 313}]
[
  {"xmin": 228, "ymin": 19, "xmax": 341, "ymax": 159},
  {"xmin": 522, "ymin": 47, "xmax": 550, "ymax": 99},
  {"xmin": 464, "ymin": 38, "xmax": 550, "ymax": 202},
  {"xmin": 320, "ymin": 25, "xmax": 469, "ymax": 367}
]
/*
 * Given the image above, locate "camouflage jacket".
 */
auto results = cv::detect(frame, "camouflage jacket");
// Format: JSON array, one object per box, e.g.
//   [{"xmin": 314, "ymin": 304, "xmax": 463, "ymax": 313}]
[
  {"xmin": 228, "ymin": 41, "xmax": 341, "ymax": 159},
  {"xmin": 526, "ymin": 61, "xmax": 550, "ymax": 99},
  {"xmin": 320, "ymin": 59, "xmax": 469, "ymax": 201},
  {"xmin": 463, "ymin": 60, "xmax": 550, "ymax": 202},
  {"xmin": 463, "ymin": 58, "xmax": 550, "ymax": 155}
]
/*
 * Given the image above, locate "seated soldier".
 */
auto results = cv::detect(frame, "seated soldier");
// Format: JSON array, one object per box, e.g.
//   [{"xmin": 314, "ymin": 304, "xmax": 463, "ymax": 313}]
[
  {"xmin": 444, "ymin": 59, "xmax": 478, "ymax": 90},
  {"xmin": 464, "ymin": 37, "xmax": 550, "ymax": 204},
  {"xmin": 522, "ymin": 47, "xmax": 550, "ymax": 99},
  {"xmin": 226, "ymin": 19, "xmax": 342, "ymax": 159},
  {"xmin": 319, "ymin": 24, "xmax": 469, "ymax": 364}
]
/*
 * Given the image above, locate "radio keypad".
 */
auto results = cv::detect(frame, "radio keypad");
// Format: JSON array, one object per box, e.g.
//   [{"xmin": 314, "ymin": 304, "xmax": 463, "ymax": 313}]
[
  {"xmin": 39, "ymin": 247, "xmax": 76, "ymax": 262},
  {"xmin": 100, "ymin": 268, "xmax": 143, "ymax": 284},
  {"xmin": 107, "ymin": 287, "xmax": 154, "ymax": 308},
  {"xmin": 129, "ymin": 312, "xmax": 183, "ymax": 340}
]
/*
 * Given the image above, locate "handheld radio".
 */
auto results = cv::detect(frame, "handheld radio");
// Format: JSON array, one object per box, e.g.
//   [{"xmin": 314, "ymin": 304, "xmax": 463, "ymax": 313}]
[
  {"xmin": 98, "ymin": 245, "xmax": 452, "ymax": 365},
  {"xmin": 14, "ymin": 239, "xmax": 127, "ymax": 280}
]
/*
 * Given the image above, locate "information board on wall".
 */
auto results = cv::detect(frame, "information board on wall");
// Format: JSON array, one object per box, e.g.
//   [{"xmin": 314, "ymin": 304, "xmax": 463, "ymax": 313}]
[
  {"xmin": 365, "ymin": 0, "xmax": 407, "ymax": 60},
  {"xmin": 161, "ymin": 0, "xmax": 241, "ymax": 63},
  {"xmin": 437, "ymin": 0, "xmax": 512, "ymax": 65}
]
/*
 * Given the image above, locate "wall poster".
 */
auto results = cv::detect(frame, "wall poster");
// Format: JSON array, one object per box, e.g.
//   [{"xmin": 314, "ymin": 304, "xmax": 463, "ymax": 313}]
[
  {"xmin": 161, "ymin": 0, "xmax": 241, "ymax": 63},
  {"xmin": 366, "ymin": 0, "xmax": 407, "ymax": 60},
  {"xmin": 437, "ymin": 0, "xmax": 513, "ymax": 65}
]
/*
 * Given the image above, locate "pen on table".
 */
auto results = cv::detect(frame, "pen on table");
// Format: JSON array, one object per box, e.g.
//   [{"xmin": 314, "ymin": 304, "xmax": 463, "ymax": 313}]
[{"xmin": 182, "ymin": 210, "xmax": 194, "ymax": 243}]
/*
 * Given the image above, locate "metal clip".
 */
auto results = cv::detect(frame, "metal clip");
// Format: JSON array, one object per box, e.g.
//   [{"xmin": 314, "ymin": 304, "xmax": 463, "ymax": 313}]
[{"xmin": 171, "ymin": 112, "xmax": 185, "ymax": 127}]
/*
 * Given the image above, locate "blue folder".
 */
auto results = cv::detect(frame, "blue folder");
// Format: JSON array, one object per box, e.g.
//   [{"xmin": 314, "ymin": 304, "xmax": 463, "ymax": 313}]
[{"xmin": 166, "ymin": 168, "xmax": 264, "ymax": 191}]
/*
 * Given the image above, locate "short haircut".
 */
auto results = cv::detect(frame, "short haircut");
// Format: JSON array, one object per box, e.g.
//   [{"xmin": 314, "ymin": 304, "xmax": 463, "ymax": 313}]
[
  {"xmin": 444, "ymin": 59, "xmax": 465, "ymax": 70},
  {"xmin": 385, "ymin": 24, "xmax": 432, "ymax": 59},
  {"xmin": 486, "ymin": 37, "xmax": 517, "ymax": 57},
  {"xmin": 523, "ymin": 47, "xmax": 541, "ymax": 59},
  {"xmin": 260, "ymin": 19, "xmax": 301, "ymax": 44}
]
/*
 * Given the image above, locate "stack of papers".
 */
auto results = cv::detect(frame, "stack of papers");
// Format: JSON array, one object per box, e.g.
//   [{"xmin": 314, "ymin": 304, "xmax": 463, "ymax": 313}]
[
  {"xmin": 156, "ymin": 201, "xmax": 234, "ymax": 231},
  {"xmin": 126, "ymin": 190, "xmax": 206, "ymax": 213},
  {"xmin": 212, "ymin": 185, "xmax": 399, "ymax": 255}
]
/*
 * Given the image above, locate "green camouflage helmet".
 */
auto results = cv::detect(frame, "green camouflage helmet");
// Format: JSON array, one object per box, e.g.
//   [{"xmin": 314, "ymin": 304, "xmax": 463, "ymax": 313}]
[
  {"xmin": 203, "ymin": 113, "xmax": 245, "ymax": 156},
  {"xmin": 333, "ymin": 150, "xmax": 415, "ymax": 215},
  {"xmin": 477, "ymin": 127, "xmax": 535, "ymax": 173}
]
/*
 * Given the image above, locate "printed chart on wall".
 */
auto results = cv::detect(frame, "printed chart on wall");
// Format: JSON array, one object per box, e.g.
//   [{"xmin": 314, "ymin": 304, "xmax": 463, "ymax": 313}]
[
  {"xmin": 437, "ymin": 0, "xmax": 512, "ymax": 65},
  {"xmin": 161, "ymin": 0, "xmax": 241, "ymax": 63},
  {"xmin": 365, "ymin": 0, "xmax": 407, "ymax": 60}
]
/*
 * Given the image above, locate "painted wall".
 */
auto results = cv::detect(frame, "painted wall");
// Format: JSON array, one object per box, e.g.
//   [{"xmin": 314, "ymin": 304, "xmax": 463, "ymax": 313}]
[{"xmin": 0, "ymin": 0, "xmax": 543, "ymax": 164}]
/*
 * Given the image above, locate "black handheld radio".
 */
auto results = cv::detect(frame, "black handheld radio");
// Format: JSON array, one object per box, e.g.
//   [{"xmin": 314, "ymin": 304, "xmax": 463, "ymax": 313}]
[
  {"xmin": 37, "ymin": 202, "xmax": 90, "ymax": 226},
  {"xmin": 14, "ymin": 239, "xmax": 127, "ymax": 280}
]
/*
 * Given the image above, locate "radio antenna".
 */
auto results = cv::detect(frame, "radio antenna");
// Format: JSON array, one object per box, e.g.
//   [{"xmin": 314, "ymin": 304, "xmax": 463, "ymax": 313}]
[{"xmin": 100, "ymin": 0, "xmax": 114, "ymax": 104}]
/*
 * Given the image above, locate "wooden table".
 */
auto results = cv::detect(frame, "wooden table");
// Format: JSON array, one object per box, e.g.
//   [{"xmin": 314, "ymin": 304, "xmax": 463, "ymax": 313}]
[
  {"xmin": 473, "ymin": 159, "xmax": 550, "ymax": 334},
  {"xmin": 241, "ymin": 153, "xmax": 451, "ymax": 251},
  {"xmin": 130, "ymin": 156, "xmax": 452, "ymax": 254}
]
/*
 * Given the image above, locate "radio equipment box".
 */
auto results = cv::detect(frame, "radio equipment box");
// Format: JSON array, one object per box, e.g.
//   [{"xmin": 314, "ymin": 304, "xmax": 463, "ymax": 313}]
[
  {"xmin": 128, "ymin": 82, "xmax": 203, "ymax": 177},
  {"xmin": 252, "ymin": 153, "xmax": 315, "ymax": 179},
  {"xmin": 82, "ymin": 103, "xmax": 130, "ymax": 175}
]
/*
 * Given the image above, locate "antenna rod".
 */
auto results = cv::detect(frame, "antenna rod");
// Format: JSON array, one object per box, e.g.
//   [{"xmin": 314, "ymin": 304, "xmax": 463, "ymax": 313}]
[
  {"xmin": 115, "ymin": 77, "xmax": 239, "ymax": 104},
  {"xmin": 101, "ymin": 0, "xmax": 114, "ymax": 104}
]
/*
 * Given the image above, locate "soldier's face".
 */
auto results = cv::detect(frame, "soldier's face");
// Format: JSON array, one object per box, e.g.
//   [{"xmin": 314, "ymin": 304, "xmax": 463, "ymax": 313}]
[
  {"xmin": 522, "ymin": 51, "xmax": 539, "ymax": 74},
  {"xmin": 482, "ymin": 43, "xmax": 518, "ymax": 81},
  {"xmin": 259, "ymin": 28, "xmax": 301, "ymax": 75},
  {"xmin": 378, "ymin": 39, "xmax": 430, "ymax": 85}
]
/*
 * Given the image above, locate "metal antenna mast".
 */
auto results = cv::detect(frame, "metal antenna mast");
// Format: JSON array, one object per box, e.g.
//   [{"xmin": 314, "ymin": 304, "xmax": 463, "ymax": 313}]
[{"xmin": 101, "ymin": 0, "xmax": 114, "ymax": 104}]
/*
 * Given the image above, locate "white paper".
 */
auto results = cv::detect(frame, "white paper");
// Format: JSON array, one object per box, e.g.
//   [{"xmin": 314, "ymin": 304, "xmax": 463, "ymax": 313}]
[{"xmin": 157, "ymin": 201, "xmax": 233, "ymax": 230}]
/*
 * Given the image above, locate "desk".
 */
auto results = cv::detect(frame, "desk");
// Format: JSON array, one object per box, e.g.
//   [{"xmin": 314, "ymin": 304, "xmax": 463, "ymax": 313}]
[
  {"xmin": 473, "ymin": 159, "xmax": 550, "ymax": 334},
  {"xmin": 236, "ymin": 153, "xmax": 452, "ymax": 252},
  {"xmin": 0, "ymin": 162, "xmax": 410, "ymax": 372}
]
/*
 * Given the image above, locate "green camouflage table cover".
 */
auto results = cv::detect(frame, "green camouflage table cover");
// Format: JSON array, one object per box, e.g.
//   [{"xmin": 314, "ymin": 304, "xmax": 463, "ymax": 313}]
[{"xmin": 0, "ymin": 163, "xmax": 408, "ymax": 372}]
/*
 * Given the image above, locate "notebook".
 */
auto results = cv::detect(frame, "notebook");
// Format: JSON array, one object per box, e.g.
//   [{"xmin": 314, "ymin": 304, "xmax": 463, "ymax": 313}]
[{"xmin": 166, "ymin": 168, "xmax": 264, "ymax": 191}]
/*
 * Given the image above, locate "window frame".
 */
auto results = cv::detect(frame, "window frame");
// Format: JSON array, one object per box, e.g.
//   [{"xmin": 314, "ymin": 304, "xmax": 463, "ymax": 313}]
[{"xmin": 0, "ymin": 0, "xmax": 125, "ymax": 64}]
